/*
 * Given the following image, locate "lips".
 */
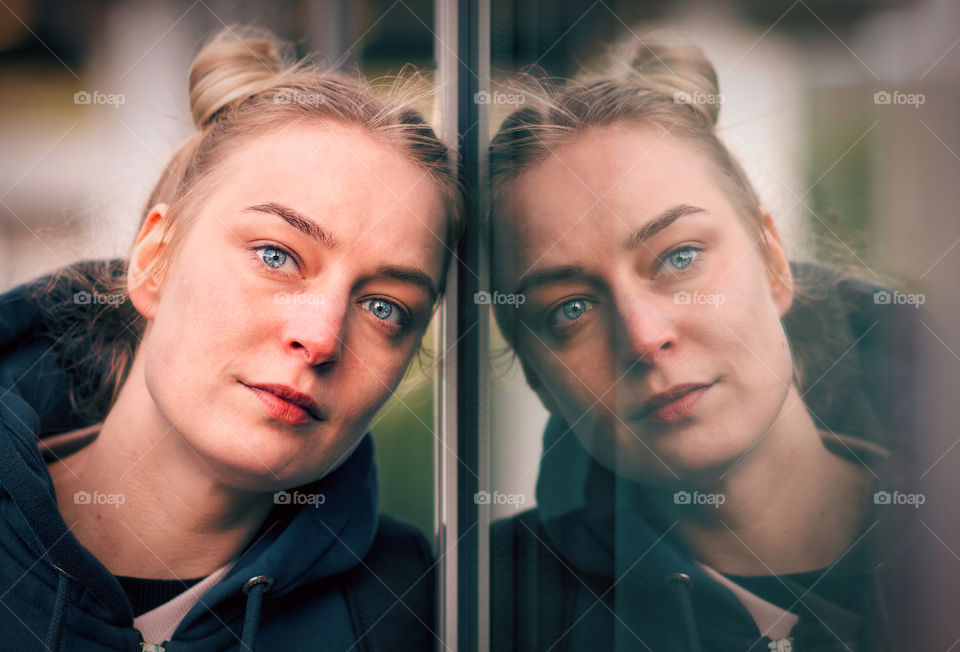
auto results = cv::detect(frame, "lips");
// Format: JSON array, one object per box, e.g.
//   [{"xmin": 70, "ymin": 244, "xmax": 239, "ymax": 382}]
[
  {"xmin": 241, "ymin": 381, "xmax": 323, "ymax": 426},
  {"xmin": 634, "ymin": 381, "xmax": 716, "ymax": 425}
]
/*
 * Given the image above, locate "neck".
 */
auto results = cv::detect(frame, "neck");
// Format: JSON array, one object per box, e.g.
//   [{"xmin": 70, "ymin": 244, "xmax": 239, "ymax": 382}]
[
  {"xmin": 640, "ymin": 385, "xmax": 873, "ymax": 576},
  {"xmin": 48, "ymin": 354, "xmax": 275, "ymax": 579}
]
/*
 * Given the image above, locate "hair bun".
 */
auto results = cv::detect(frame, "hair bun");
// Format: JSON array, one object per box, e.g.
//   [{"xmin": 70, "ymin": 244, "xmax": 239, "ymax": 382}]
[
  {"xmin": 609, "ymin": 39, "xmax": 722, "ymax": 127},
  {"xmin": 188, "ymin": 27, "xmax": 290, "ymax": 128}
]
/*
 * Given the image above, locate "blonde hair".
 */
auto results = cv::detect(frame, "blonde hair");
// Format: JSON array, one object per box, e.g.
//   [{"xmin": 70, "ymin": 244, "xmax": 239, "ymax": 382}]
[
  {"xmin": 488, "ymin": 39, "xmax": 787, "ymax": 346},
  {"xmin": 30, "ymin": 26, "xmax": 462, "ymax": 424}
]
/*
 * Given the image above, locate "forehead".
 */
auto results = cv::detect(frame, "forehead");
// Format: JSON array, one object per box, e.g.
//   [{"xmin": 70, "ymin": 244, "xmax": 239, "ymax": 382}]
[
  {"xmin": 205, "ymin": 121, "xmax": 446, "ymax": 243},
  {"xmin": 494, "ymin": 124, "xmax": 731, "ymax": 278},
  {"xmin": 504, "ymin": 123, "xmax": 722, "ymax": 240},
  {"xmin": 199, "ymin": 122, "xmax": 446, "ymax": 274}
]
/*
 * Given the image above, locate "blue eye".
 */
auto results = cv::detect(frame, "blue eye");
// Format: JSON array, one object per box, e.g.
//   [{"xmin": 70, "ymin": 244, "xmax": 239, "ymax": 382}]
[
  {"xmin": 659, "ymin": 246, "xmax": 699, "ymax": 274},
  {"xmin": 550, "ymin": 298, "xmax": 593, "ymax": 326},
  {"xmin": 364, "ymin": 298, "xmax": 408, "ymax": 327},
  {"xmin": 256, "ymin": 246, "xmax": 297, "ymax": 272}
]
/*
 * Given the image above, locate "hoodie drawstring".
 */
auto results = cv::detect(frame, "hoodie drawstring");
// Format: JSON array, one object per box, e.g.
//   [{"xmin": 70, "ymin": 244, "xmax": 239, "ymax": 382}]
[
  {"xmin": 45, "ymin": 565, "xmax": 73, "ymax": 652},
  {"xmin": 665, "ymin": 572, "xmax": 702, "ymax": 652},
  {"xmin": 42, "ymin": 568, "xmax": 275, "ymax": 652},
  {"xmin": 240, "ymin": 575, "xmax": 274, "ymax": 651}
]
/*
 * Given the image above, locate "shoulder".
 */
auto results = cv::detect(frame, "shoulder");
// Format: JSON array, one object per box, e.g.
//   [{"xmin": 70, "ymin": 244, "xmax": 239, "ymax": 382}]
[
  {"xmin": 491, "ymin": 507, "xmax": 587, "ymax": 551},
  {"xmin": 370, "ymin": 513, "xmax": 433, "ymax": 556},
  {"xmin": 491, "ymin": 508, "xmax": 548, "ymax": 604},
  {"xmin": 340, "ymin": 514, "xmax": 436, "ymax": 651},
  {"xmin": 785, "ymin": 261, "xmax": 924, "ymax": 451},
  {"xmin": 361, "ymin": 513, "xmax": 434, "ymax": 590},
  {"xmin": 491, "ymin": 507, "xmax": 542, "ymax": 549},
  {"xmin": 491, "ymin": 509, "xmax": 600, "ymax": 652}
]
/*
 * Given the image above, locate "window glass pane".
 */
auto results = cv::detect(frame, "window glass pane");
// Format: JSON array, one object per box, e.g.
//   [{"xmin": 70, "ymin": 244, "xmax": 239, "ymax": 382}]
[{"xmin": 485, "ymin": 2, "xmax": 955, "ymax": 650}]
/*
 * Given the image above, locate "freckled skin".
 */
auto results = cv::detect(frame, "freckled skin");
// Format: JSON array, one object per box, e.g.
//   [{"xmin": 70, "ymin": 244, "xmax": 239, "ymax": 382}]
[
  {"xmin": 495, "ymin": 123, "xmax": 797, "ymax": 488},
  {"xmin": 130, "ymin": 122, "xmax": 448, "ymax": 491}
]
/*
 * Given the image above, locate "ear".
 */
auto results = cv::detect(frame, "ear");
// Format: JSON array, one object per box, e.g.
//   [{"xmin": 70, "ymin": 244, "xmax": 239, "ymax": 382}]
[
  {"xmin": 127, "ymin": 203, "xmax": 171, "ymax": 321},
  {"xmin": 759, "ymin": 207, "xmax": 794, "ymax": 317}
]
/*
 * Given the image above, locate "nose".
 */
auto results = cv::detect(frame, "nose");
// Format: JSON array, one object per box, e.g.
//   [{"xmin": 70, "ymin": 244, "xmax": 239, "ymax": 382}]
[
  {"xmin": 279, "ymin": 292, "xmax": 347, "ymax": 367},
  {"xmin": 614, "ymin": 294, "xmax": 678, "ymax": 368}
]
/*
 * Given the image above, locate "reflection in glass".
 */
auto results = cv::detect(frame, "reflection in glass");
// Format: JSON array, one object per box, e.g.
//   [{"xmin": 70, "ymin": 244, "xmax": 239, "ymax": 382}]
[{"xmin": 486, "ymin": 34, "xmax": 925, "ymax": 652}]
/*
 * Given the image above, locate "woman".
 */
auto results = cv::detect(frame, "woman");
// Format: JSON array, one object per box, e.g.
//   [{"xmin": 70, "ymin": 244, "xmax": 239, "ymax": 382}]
[
  {"xmin": 488, "ymin": 41, "xmax": 923, "ymax": 651},
  {"xmin": 0, "ymin": 28, "xmax": 460, "ymax": 651}
]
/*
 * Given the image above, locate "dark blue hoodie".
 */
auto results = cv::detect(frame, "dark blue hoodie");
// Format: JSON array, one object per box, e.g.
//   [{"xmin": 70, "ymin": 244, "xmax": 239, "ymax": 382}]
[
  {"xmin": 0, "ymin": 263, "xmax": 436, "ymax": 651},
  {"xmin": 492, "ymin": 262, "xmax": 929, "ymax": 652}
]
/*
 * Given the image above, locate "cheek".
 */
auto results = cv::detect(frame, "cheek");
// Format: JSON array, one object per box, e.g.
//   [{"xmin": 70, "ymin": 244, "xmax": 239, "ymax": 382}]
[
  {"xmin": 340, "ymin": 333, "xmax": 419, "ymax": 411},
  {"xmin": 143, "ymin": 266, "xmax": 260, "ymax": 407},
  {"xmin": 713, "ymin": 270, "xmax": 795, "ymax": 389},
  {"xmin": 529, "ymin": 336, "xmax": 614, "ymax": 416},
  {"xmin": 162, "ymin": 266, "xmax": 255, "ymax": 349}
]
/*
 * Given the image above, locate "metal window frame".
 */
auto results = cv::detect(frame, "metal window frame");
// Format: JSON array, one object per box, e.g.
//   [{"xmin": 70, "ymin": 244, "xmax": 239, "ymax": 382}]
[{"xmin": 434, "ymin": 1, "xmax": 490, "ymax": 651}]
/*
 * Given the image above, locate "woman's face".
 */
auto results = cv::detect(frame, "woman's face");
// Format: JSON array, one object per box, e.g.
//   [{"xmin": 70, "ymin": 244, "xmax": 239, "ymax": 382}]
[
  {"xmin": 495, "ymin": 123, "xmax": 795, "ymax": 488},
  {"xmin": 130, "ymin": 122, "xmax": 447, "ymax": 490}
]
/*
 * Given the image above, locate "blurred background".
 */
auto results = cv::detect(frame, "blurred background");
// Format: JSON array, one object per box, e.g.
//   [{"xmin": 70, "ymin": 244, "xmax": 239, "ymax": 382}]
[
  {"xmin": 0, "ymin": 0, "xmax": 440, "ymax": 536},
  {"xmin": 2, "ymin": 0, "xmax": 960, "ymax": 646}
]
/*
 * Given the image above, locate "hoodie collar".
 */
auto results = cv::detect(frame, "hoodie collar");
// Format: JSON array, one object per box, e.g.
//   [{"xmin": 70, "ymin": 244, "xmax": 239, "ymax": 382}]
[
  {"xmin": 529, "ymin": 260, "xmax": 924, "ymax": 647},
  {"xmin": 0, "ymin": 395, "xmax": 379, "ymax": 625},
  {"xmin": 0, "ymin": 264, "xmax": 381, "ymax": 641}
]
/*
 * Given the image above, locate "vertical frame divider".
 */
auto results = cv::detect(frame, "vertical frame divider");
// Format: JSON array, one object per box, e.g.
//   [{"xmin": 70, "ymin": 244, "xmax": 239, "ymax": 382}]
[
  {"xmin": 459, "ymin": 0, "xmax": 491, "ymax": 650},
  {"xmin": 433, "ymin": 1, "xmax": 457, "ymax": 649},
  {"xmin": 434, "ymin": 0, "xmax": 489, "ymax": 650}
]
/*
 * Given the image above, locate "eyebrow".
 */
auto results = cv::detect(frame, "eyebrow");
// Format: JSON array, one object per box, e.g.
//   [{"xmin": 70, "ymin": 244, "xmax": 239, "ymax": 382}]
[
  {"xmin": 513, "ymin": 204, "xmax": 707, "ymax": 295},
  {"xmin": 371, "ymin": 265, "xmax": 439, "ymax": 303},
  {"xmin": 623, "ymin": 204, "xmax": 707, "ymax": 251},
  {"xmin": 244, "ymin": 202, "xmax": 340, "ymax": 249},
  {"xmin": 515, "ymin": 265, "xmax": 588, "ymax": 296}
]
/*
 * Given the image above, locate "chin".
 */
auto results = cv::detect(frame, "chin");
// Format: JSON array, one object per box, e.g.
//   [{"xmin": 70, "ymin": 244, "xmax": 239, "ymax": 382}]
[
  {"xmin": 189, "ymin": 434, "xmax": 316, "ymax": 491},
  {"xmin": 597, "ymin": 422, "xmax": 751, "ymax": 489}
]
